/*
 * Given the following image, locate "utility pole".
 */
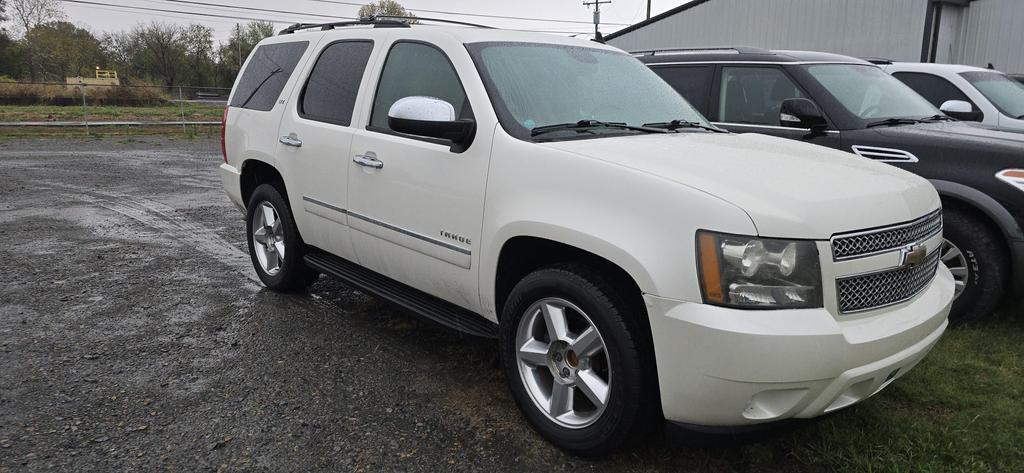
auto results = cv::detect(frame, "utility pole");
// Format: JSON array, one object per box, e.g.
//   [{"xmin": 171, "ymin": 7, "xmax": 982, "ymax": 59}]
[
  {"xmin": 583, "ymin": 0, "xmax": 612, "ymax": 40},
  {"xmin": 236, "ymin": 23, "xmax": 242, "ymax": 69},
  {"xmin": 647, "ymin": 0, "xmax": 652, "ymax": 19}
]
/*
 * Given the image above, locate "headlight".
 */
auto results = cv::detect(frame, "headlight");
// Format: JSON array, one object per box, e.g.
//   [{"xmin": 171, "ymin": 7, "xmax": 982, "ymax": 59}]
[
  {"xmin": 696, "ymin": 231, "xmax": 822, "ymax": 309},
  {"xmin": 996, "ymin": 169, "xmax": 1024, "ymax": 193}
]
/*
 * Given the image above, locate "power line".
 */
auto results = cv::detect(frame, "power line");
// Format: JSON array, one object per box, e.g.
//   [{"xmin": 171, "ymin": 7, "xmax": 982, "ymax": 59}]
[
  {"xmin": 59, "ymin": 0, "xmax": 310, "ymax": 24},
  {"xmin": 59, "ymin": 0, "xmax": 593, "ymax": 34},
  {"xmin": 303, "ymin": 0, "xmax": 629, "ymax": 26},
  {"xmin": 149, "ymin": 0, "xmax": 355, "ymax": 21},
  {"xmin": 63, "ymin": 2, "xmax": 244, "ymax": 26}
]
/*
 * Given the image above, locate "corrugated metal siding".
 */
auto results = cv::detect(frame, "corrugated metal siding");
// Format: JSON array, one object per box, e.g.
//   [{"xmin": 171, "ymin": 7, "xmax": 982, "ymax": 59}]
[
  {"xmin": 953, "ymin": 0, "xmax": 1024, "ymax": 73},
  {"xmin": 607, "ymin": 0, "xmax": 929, "ymax": 60}
]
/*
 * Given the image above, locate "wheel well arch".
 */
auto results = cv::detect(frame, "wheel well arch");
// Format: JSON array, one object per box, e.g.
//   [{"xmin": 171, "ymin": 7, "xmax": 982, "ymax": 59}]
[
  {"xmin": 240, "ymin": 159, "xmax": 286, "ymax": 209},
  {"xmin": 933, "ymin": 179, "xmax": 1022, "ymax": 291},
  {"xmin": 493, "ymin": 236, "xmax": 647, "ymax": 322}
]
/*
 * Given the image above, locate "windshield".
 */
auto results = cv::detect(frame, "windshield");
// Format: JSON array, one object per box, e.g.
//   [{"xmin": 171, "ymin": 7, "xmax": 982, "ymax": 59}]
[
  {"xmin": 804, "ymin": 64, "xmax": 939, "ymax": 121},
  {"xmin": 961, "ymin": 71, "xmax": 1024, "ymax": 119},
  {"xmin": 466, "ymin": 42, "xmax": 709, "ymax": 140}
]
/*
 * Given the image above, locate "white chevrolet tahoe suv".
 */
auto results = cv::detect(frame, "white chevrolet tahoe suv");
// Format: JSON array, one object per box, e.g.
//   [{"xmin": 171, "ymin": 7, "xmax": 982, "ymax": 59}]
[{"xmin": 219, "ymin": 18, "xmax": 954, "ymax": 454}]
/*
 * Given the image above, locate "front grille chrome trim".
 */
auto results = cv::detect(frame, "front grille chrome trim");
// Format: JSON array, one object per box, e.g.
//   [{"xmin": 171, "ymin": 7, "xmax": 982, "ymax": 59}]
[
  {"xmin": 835, "ymin": 250, "xmax": 941, "ymax": 314},
  {"xmin": 830, "ymin": 209, "xmax": 943, "ymax": 261}
]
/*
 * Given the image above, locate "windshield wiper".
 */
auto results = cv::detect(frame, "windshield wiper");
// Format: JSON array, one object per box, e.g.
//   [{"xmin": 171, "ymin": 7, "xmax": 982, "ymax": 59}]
[
  {"xmin": 642, "ymin": 119, "xmax": 728, "ymax": 133},
  {"xmin": 920, "ymin": 114, "xmax": 955, "ymax": 122},
  {"xmin": 865, "ymin": 117, "xmax": 922, "ymax": 128},
  {"xmin": 530, "ymin": 119, "xmax": 668, "ymax": 137}
]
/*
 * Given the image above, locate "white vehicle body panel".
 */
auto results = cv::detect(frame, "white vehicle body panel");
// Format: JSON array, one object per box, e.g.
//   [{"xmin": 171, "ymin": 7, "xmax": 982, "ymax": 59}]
[{"xmin": 221, "ymin": 25, "xmax": 953, "ymax": 428}]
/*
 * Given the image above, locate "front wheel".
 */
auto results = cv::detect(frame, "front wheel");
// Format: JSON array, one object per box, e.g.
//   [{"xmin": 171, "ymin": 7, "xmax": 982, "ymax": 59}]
[
  {"xmin": 499, "ymin": 264, "xmax": 658, "ymax": 455},
  {"xmin": 941, "ymin": 207, "xmax": 1008, "ymax": 325},
  {"xmin": 245, "ymin": 184, "xmax": 317, "ymax": 291}
]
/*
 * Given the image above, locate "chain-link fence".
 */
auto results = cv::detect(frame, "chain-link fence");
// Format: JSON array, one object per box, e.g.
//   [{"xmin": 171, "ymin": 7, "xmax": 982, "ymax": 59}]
[{"xmin": 0, "ymin": 81, "xmax": 230, "ymax": 134}]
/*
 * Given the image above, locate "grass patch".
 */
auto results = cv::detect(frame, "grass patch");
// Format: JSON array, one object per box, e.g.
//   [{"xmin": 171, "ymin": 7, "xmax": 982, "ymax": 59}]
[
  {"xmin": 0, "ymin": 104, "xmax": 224, "ymax": 122},
  {"xmin": 783, "ymin": 317, "xmax": 1023, "ymax": 472},
  {"xmin": 605, "ymin": 316, "xmax": 1024, "ymax": 472}
]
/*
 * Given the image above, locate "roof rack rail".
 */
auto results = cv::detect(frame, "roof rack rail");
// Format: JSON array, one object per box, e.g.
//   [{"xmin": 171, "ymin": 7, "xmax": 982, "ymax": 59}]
[
  {"xmin": 630, "ymin": 46, "xmax": 771, "ymax": 57},
  {"xmin": 861, "ymin": 57, "xmax": 894, "ymax": 65},
  {"xmin": 279, "ymin": 15, "xmax": 494, "ymax": 35}
]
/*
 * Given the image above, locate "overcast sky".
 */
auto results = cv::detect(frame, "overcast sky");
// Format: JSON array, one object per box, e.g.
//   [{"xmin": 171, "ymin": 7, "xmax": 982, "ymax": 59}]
[{"xmin": 48, "ymin": 0, "xmax": 694, "ymax": 43}]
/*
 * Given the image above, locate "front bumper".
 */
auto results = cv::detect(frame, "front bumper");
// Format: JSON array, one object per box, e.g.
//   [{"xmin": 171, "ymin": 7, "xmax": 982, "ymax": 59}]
[{"xmin": 645, "ymin": 264, "xmax": 954, "ymax": 427}]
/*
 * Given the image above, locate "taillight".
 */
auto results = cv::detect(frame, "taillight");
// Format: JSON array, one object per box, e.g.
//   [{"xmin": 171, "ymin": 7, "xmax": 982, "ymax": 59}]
[{"xmin": 220, "ymin": 106, "xmax": 229, "ymax": 163}]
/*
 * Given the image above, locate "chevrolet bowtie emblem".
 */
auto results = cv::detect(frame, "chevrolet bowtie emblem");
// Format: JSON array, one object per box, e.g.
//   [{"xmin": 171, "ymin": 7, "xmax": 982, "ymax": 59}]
[{"xmin": 900, "ymin": 244, "xmax": 927, "ymax": 268}]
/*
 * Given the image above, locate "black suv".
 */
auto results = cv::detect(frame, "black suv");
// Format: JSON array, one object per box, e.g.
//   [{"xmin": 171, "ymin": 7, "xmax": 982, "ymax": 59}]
[{"xmin": 638, "ymin": 47, "xmax": 1024, "ymax": 323}]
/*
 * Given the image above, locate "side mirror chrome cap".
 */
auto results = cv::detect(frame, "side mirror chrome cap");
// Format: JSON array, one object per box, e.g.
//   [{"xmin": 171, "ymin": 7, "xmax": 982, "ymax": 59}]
[
  {"xmin": 780, "ymin": 98, "xmax": 827, "ymax": 130},
  {"xmin": 387, "ymin": 96, "xmax": 475, "ymax": 151},
  {"xmin": 388, "ymin": 96, "xmax": 457, "ymax": 122},
  {"xmin": 939, "ymin": 100, "xmax": 973, "ymax": 114},
  {"xmin": 939, "ymin": 100, "xmax": 983, "ymax": 122}
]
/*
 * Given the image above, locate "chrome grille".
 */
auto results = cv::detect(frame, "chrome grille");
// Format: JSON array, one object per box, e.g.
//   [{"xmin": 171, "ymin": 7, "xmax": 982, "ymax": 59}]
[
  {"xmin": 831, "ymin": 210, "xmax": 942, "ymax": 260},
  {"xmin": 836, "ymin": 250, "xmax": 941, "ymax": 313}
]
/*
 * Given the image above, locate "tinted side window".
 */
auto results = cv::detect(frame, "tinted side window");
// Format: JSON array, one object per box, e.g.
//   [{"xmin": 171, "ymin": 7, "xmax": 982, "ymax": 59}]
[
  {"xmin": 231, "ymin": 41, "xmax": 309, "ymax": 111},
  {"xmin": 370, "ymin": 42, "xmax": 470, "ymax": 130},
  {"xmin": 892, "ymin": 72, "xmax": 973, "ymax": 109},
  {"xmin": 300, "ymin": 41, "xmax": 374, "ymax": 126},
  {"xmin": 719, "ymin": 67, "xmax": 803, "ymax": 126},
  {"xmin": 651, "ymin": 65, "xmax": 713, "ymax": 116}
]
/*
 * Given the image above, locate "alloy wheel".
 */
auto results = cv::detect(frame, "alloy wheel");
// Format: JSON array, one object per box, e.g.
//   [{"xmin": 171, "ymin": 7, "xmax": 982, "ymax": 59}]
[
  {"xmin": 940, "ymin": 238, "xmax": 968, "ymax": 300},
  {"xmin": 252, "ymin": 201, "xmax": 285, "ymax": 276},
  {"xmin": 515, "ymin": 298, "xmax": 611, "ymax": 429}
]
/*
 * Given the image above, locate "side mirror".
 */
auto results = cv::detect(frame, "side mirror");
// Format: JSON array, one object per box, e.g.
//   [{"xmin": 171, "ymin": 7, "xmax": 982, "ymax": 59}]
[
  {"xmin": 387, "ymin": 96, "xmax": 475, "ymax": 148},
  {"xmin": 779, "ymin": 98, "xmax": 828, "ymax": 131},
  {"xmin": 940, "ymin": 100, "xmax": 983, "ymax": 121}
]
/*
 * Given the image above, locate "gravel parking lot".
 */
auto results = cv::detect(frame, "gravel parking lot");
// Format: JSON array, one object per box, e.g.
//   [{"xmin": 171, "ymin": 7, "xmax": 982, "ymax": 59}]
[{"xmin": 1, "ymin": 136, "xmax": 1020, "ymax": 472}]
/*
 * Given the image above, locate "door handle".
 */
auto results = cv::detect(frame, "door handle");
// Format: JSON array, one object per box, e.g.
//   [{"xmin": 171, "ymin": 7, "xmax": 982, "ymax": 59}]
[
  {"xmin": 353, "ymin": 152, "xmax": 384, "ymax": 169},
  {"xmin": 279, "ymin": 134, "xmax": 302, "ymax": 147}
]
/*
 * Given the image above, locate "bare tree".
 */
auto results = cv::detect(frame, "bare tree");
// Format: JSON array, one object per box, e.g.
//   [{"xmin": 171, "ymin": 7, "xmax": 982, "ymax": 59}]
[
  {"xmin": 8, "ymin": 0, "xmax": 64, "ymax": 80},
  {"xmin": 137, "ymin": 22, "xmax": 185, "ymax": 87},
  {"xmin": 8, "ymin": 0, "xmax": 64, "ymax": 36}
]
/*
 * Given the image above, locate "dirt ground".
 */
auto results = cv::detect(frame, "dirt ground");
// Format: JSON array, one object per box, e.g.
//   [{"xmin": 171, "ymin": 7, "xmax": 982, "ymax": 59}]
[{"xmin": 0, "ymin": 136, "xmax": 955, "ymax": 472}]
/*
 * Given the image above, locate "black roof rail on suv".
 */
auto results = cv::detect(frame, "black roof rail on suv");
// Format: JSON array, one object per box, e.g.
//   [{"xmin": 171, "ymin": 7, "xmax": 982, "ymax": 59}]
[{"xmin": 279, "ymin": 15, "xmax": 493, "ymax": 35}]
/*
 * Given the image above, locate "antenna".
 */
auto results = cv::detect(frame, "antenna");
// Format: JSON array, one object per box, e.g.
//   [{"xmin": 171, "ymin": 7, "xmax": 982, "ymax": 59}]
[{"xmin": 583, "ymin": 0, "xmax": 611, "ymax": 41}]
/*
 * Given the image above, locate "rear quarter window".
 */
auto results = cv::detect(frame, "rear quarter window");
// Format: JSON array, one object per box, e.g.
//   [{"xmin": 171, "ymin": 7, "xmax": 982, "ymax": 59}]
[
  {"xmin": 299, "ymin": 40, "xmax": 374, "ymax": 126},
  {"xmin": 231, "ymin": 41, "xmax": 310, "ymax": 112}
]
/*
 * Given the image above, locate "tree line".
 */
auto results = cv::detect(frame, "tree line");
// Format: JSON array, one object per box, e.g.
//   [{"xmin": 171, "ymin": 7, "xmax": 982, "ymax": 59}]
[
  {"xmin": 0, "ymin": 0, "xmax": 276, "ymax": 88},
  {"xmin": 0, "ymin": 0, "xmax": 416, "ymax": 88}
]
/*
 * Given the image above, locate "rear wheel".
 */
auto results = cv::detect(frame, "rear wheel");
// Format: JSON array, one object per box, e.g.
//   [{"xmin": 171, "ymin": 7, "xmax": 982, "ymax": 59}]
[
  {"xmin": 942, "ymin": 207, "xmax": 1007, "ymax": 325},
  {"xmin": 246, "ymin": 184, "xmax": 317, "ymax": 291},
  {"xmin": 499, "ymin": 264, "xmax": 657, "ymax": 455}
]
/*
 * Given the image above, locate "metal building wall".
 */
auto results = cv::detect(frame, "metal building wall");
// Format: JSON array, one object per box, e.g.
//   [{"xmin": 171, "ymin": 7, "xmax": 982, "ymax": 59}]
[
  {"xmin": 606, "ymin": 0, "xmax": 930, "ymax": 60},
  {"xmin": 950, "ymin": 0, "xmax": 1024, "ymax": 73}
]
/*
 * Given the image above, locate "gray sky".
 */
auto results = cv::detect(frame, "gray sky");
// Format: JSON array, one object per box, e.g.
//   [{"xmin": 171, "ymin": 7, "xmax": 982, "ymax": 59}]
[{"xmin": 51, "ymin": 0, "xmax": 694, "ymax": 43}]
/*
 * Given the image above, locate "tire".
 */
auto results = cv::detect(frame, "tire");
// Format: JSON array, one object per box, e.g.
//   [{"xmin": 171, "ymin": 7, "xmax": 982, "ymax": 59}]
[
  {"xmin": 245, "ymin": 183, "xmax": 317, "ymax": 291},
  {"xmin": 498, "ymin": 263, "xmax": 658, "ymax": 455},
  {"xmin": 942, "ymin": 206, "xmax": 1008, "ymax": 325}
]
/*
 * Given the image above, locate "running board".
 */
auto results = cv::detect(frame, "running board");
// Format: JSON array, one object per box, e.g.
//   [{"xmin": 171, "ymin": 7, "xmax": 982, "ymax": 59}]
[{"xmin": 304, "ymin": 250, "xmax": 498, "ymax": 338}]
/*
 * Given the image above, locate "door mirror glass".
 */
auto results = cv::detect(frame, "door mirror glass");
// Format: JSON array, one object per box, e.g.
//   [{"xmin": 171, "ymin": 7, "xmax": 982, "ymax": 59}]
[
  {"xmin": 940, "ymin": 99, "xmax": 983, "ymax": 121},
  {"xmin": 388, "ymin": 96, "xmax": 475, "ymax": 144},
  {"xmin": 780, "ymin": 98, "xmax": 827, "ymax": 129}
]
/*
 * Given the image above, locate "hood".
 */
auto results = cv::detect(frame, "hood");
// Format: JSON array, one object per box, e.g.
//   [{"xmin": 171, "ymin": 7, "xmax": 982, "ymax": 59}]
[
  {"xmin": 873, "ymin": 120, "xmax": 1024, "ymax": 144},
  {"xmin": 540, "ymin": 132, "xmax": 939, "ymax": 239}
]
